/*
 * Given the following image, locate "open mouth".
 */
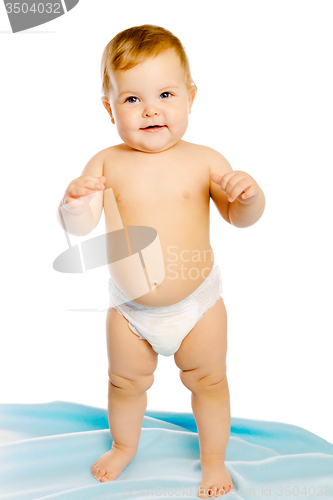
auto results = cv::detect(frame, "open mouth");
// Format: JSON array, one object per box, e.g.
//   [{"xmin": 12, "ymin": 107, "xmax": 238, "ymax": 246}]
[{"xmin": 141, "ymin": 125, "xmax": 166, "ymax": 130}]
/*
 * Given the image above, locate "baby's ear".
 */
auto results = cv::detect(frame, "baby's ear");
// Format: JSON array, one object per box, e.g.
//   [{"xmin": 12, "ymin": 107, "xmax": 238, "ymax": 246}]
[
  {"xmin": 188, "ymin": 85, "xmax": 197, "ymax": 115},
  {"xmin": 101, "ymin": 96, "xmax": 115, "ymax": 123}
]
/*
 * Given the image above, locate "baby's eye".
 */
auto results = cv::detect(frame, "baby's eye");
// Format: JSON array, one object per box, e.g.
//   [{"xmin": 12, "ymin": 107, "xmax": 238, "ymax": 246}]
[
  {"xmin": 160, "ymin": 92, "xmax": 172, "ymax": 99},
  {"xmin": 125, "ymin": 96, "xmax": 139, "ymax": 103}
]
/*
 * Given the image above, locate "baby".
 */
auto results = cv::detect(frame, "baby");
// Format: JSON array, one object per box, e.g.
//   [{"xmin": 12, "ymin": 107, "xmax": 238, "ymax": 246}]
[{"xmin": 57, "ymin": 25, "xmax": 265, "ymax": 498}]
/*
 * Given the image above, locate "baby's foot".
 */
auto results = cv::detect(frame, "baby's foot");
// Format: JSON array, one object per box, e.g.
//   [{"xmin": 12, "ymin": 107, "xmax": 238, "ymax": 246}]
[
  {"xmin": 92, "ymin": 443, "xmax": 138, "ymax": 482},
  {"xmin": 198, "ymin": 454, "xmax": 234, "ymax": 498}
]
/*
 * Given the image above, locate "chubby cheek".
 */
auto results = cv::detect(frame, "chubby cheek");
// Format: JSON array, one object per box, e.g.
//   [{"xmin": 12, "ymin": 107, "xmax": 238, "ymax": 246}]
[
  {"xmin": 171, "ymin": 110, "xmax": 189, "ymax": 134},
  {"xmin": 113, "ymin": 106, "xmax": 137, "ymax": 129},
  {"xmin": 169, "ymin": 103, "xmax": 188, "ymax": 125},
  {"xmin": 117, "ymin": 113, "xmax": 132, "ymax": 130}
]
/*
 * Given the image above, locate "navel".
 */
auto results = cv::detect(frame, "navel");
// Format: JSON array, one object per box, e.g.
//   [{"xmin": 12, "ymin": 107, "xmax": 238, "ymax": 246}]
[
  {"xmin": 182, "ymin": 191, "xmax": 190, "ymax": 199},
  {"xmin": 116, "ymin": 193, "xmax": 122, "ymax": 202}
]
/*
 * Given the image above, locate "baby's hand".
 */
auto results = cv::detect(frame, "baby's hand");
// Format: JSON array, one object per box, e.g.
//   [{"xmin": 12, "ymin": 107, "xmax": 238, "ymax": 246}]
[
  {"xmin": 62, "ymin": 175, "xmax": 106, "ymax": 215},
  {"xmin": 210, "ymin": 171, "xmax": 259, "ymax": 204}
]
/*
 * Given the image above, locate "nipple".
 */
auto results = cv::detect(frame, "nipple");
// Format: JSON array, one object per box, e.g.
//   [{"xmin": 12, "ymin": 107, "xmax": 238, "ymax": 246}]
[{"xmin": 183, "ymin": 191, "xmax": 190, "ymax": 199}]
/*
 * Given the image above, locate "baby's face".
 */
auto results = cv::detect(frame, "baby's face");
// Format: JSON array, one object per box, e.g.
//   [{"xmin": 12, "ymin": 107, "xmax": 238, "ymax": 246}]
[{"xmin": 107, "ymin": 50, "xmax": 196, "ymax": 153}]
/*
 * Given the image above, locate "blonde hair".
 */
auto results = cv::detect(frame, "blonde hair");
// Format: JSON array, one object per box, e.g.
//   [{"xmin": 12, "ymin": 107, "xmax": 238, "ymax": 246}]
[{"xmin": 101, "ymin": 24, "xmax": 195, "ymax": 98}]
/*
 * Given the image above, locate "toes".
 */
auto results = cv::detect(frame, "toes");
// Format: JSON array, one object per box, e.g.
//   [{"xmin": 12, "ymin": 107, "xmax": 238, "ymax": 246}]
[
  {"xmin": 198, "ymin": 483, "xmax": 212, "ymax": 498},
  {"xmin": 215, "ymin": 486, "xmax": 226, "ymax": 496},
  {"xmin": 216, "ymin": 484, "xmax": 233, "ymax": 496},
  {"xmin": 227, "ymin": 483, "xmax": 234, "ymax": 492},
  {"xmin": 91, "ymin": 464, "xmax": 118, "ymax": 483},
  {"xmin": 100, "ymin": 471, "xmax": 118, "ymax": 482},
  {"xmin": 198, "ymin": 484, "xmax": 232, "ymax": 498},
  {"xmin": 222, "ymin": 483, "xmax": 234, "ymax": 495},
  {"xmin": 198, "ymin": 484, "xmax": 207, "ymax": 498},
  {"xmin": 91, "ymin": 465, "xmax": 105, "ymax": 481},
  {"xmin": 209, "ymin": 485, "xmax": 219, "ymax": 498}
]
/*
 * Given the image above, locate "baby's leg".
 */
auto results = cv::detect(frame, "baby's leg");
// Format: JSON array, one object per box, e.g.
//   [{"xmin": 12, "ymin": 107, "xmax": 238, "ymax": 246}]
[
  {"xmin": 174, "ymin": 298, "xmax": 233, "ymax": 498},
  {"xmin": 92, "ymin": 307, "xmax": 158, "ymax": 482}
]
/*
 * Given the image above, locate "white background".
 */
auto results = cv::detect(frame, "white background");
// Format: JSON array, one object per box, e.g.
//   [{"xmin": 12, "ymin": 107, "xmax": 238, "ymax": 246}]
[{"xmin": 1, "ymin": 1, "xmax": 332, "ymax": 444}]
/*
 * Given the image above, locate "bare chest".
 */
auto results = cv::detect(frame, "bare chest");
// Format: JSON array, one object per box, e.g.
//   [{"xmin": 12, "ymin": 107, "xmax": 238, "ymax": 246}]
[{"xmin": 103, "ymin": 152, "xmax": 210, "ymax": 224}]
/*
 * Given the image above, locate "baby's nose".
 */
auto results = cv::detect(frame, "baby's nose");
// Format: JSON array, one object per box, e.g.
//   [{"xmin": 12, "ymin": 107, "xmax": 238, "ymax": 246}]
[{"xmin": 143, "ymin": 107, "xmax": 159, "ymax": 117}]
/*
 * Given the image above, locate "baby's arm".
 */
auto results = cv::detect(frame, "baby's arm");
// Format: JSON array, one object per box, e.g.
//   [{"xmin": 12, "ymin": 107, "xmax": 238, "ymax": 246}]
[
  {"xmin": 57, "ymin": 150, "xmax": 106, "ymax": 236},
  {"xmin": 208, "ymin": 149, "xmax": 265, "ymax": 228}
]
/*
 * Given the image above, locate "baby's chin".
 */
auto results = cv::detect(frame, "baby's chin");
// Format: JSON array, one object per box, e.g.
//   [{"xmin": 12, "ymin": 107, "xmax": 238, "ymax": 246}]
[
  {"xmin": 131, "ymin": 145, "xmax": 176, "ymax": 154},
  {"xmin": 123, "ymin": 138, "xmax": 181, "ymax": 154}
]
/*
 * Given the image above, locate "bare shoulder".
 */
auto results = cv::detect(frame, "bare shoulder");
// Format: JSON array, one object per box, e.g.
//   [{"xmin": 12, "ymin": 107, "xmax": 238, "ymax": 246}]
[
  {"xmin": 81, "ymin": 144, "xmax": 123, "ymax": 177},
  {"xmin": 180, "ymin": 141, "xmax": 233, "ymax": 175}
]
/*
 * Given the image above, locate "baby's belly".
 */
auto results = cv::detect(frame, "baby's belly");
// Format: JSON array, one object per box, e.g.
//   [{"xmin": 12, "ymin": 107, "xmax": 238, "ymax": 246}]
[
  {"xmin": 107, "ymin": 232, "xmax": 214, "ymax": 307},
  {"xmin": 104, "ymin": 184, "xmax": 213, "ymax": 306},
  {"xmin": 138, "ymin": 246, "xmax": 214, "ymax": 306}
]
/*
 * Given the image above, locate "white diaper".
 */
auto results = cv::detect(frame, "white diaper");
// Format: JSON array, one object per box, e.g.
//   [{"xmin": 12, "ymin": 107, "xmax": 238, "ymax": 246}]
[{"xmin": 108, "ymin": 263, "xmax": 223, "ymax": 356}]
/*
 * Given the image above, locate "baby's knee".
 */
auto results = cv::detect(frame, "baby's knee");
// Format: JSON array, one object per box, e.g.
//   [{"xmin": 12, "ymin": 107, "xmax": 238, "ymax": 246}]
[
  {"xmin": 180, "ymin": 368, "xmax": 227, "ymax": 394},
  {"xmin": 108, "ymin": 371, "xmax": 154, "ymax": 396}
]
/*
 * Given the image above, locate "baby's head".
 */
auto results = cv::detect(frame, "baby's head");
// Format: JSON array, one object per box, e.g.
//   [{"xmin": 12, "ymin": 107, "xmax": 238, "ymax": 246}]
[{"xmin": 101, "ymin": 25, "xmax": 197, "ymax": 153}]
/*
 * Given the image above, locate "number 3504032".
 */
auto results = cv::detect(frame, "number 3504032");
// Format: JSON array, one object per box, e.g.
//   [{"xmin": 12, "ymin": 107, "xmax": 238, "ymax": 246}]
[{"xmin": 5, "ymin": 3, "xmax": 61, "ymax": 14}]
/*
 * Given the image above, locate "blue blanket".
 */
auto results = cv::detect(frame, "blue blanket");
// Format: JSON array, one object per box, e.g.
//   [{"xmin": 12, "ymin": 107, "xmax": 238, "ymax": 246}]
[{"xmin": 0, "ymin": 402, "xmax": 332, "ymax": 499}]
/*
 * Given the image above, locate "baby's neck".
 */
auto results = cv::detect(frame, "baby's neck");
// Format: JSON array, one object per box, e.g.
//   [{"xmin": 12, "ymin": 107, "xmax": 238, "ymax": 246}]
[{"xmin": 122, "ymin": 139, "xmax": 185, "ymax": 156}]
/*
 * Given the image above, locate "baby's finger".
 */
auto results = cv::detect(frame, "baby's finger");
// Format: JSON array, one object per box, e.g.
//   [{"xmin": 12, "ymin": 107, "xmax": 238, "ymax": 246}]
[
  {"xmin": 240, "ymin": 184, "xmax": 257, "ymax": 200},
  {"xmin": 219, "ymin": 171, "xmax": 237, "ymax": 192},
  {"xmin": 77, "ymin": 175, "xmax": 106, "ymax": 191},
  {"xmin": 228, "ymin": 180, "xmax": 252, "ymax": 202},
  {"xmin": 211, "ymin": 171, "xmax": 236, "ymax": 192},
  {"xmin": 69, "ymin": 185, "xmax": 98, "ymax": 199},
  {"xmin": 210, "ymin": 173, "xmax": 222, "ymax": 186},
  {"xmin": 83, "ymin": 178, "xmax": 106, "ymax": 191},
  {"xmin": 222, "ymin": 171, "xmax": 249, "ymax": 194}
]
